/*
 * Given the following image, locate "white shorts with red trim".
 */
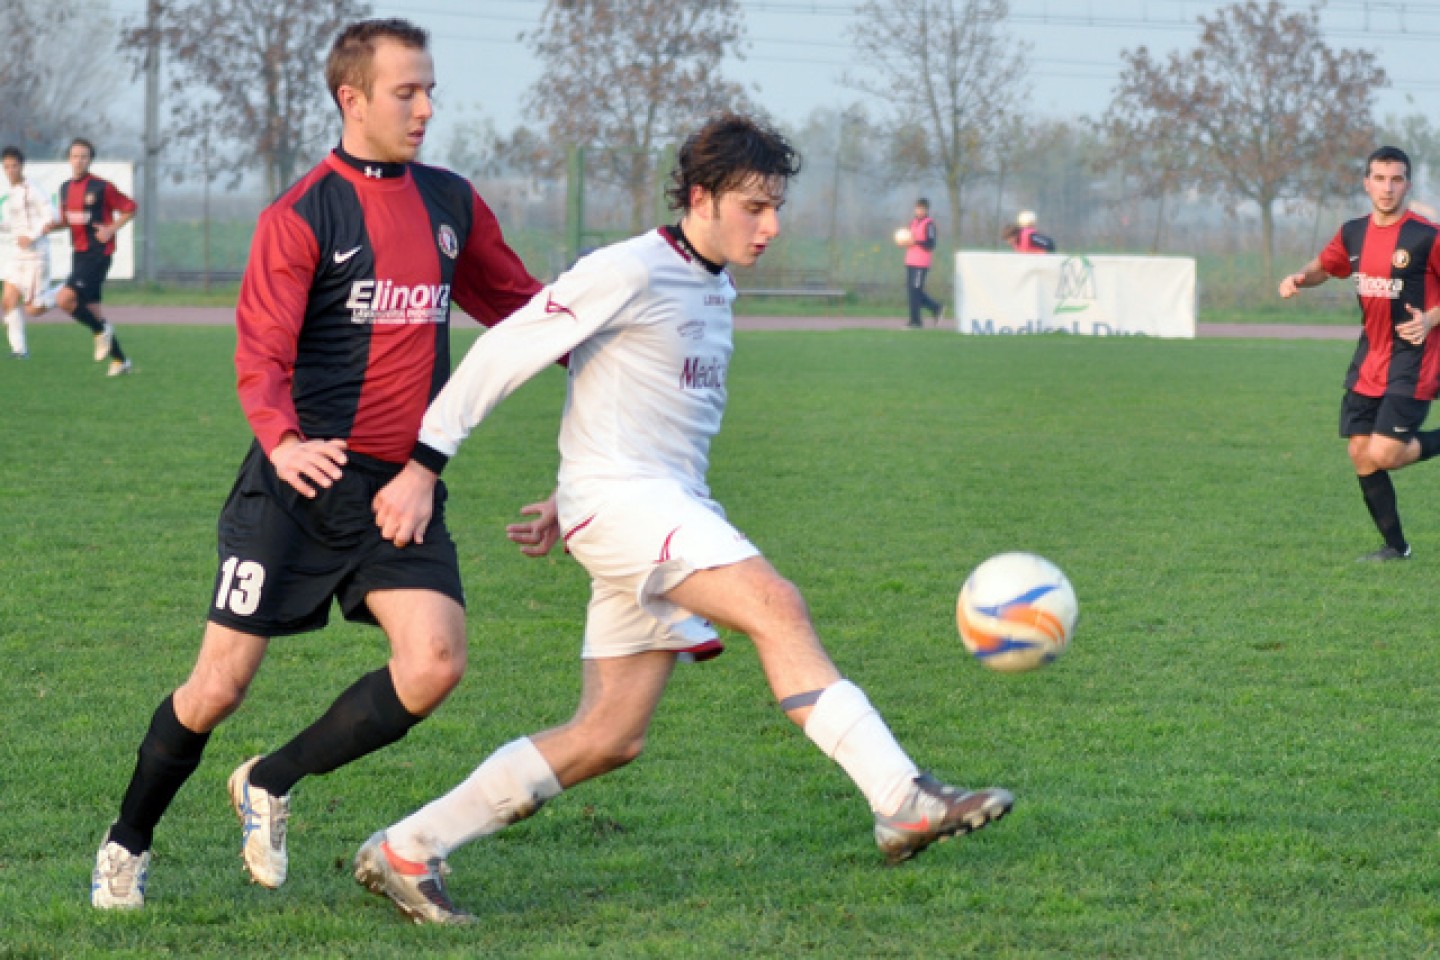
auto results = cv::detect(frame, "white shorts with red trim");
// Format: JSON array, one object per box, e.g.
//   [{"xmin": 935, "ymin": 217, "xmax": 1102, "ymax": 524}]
[{"xmin": 559, "ymin": 478, "xmax": 760, "ymax": 661}]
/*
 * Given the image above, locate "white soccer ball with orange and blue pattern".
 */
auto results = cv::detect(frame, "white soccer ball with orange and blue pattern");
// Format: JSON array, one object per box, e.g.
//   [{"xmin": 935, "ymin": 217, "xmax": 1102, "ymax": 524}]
[{"xmin": 956, "ymin": 552, "xmax": 1077, "ymax": 673}]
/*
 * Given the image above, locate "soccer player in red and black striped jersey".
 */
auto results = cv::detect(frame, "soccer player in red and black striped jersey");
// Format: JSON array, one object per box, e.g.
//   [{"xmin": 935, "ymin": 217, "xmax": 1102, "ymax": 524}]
[
  {"xmin": 91, "ymin": 18, "xmax": 544, "ymax": 909},
  {"xmin": 1280, "ymin": 145, "xmax": 1440, "ymax": 561},
  {"xmin": 52, "ymin": 137, "xmax": 136, "ymax": 375}
]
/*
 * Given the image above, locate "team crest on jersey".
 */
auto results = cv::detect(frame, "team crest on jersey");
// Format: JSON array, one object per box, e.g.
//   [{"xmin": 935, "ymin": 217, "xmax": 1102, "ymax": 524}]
[
  {"xmin": 438, "ymin": 224, "xmax": 459, "ymax": 259},
  {"xmin": 1393, "ymin": 249, "xmax": 1411, "ymax": 270},
  {"xmin": 85, "ymin": 192, "xmax": 98, "ymax": 206}
]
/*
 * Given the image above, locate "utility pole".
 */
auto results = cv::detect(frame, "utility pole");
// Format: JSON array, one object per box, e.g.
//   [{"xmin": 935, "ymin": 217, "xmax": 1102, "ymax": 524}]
[{"xmin": 141, "ymin": 0, "xmax": 160, "ymax": 282}]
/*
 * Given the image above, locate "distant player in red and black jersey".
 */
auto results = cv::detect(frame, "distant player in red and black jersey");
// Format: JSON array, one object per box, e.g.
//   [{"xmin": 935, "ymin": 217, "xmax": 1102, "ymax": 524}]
[
  {"xmin": 91, "ymin": 18, "xmax": 545, "ymax": 909},
  {"xmin": 1280, "ymin": 145, "xmax": 1440, "ymax": 561},
  {"xmin": 51, "ymin": 138, "xmax": 136, "ymax": 375}
]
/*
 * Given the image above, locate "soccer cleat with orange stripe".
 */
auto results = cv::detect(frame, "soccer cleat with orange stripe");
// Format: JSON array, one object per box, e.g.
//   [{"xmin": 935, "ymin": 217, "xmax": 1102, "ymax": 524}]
[
  {"xmin": 874, "ymin": 773, "xmax": 1013, "ymax": 864},
  {"xmin": 354, "ymin": 831, "xmax": 475, "ymax": 925}
]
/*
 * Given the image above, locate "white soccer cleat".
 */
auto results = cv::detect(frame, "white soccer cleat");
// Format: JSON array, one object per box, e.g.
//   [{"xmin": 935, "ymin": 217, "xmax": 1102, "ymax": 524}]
[
  {"xmin": 93, "ymin": 321, "xmax": 114, "ymax": 362},
  {"xmin": 354, "ymin": 830, "xmax": 475, "ymax": 926},
  {"xmin": 91, "ymin": 831, "xmax": 150, "ymax": 909},
  {"xmin": 874, "ymin": 773, "xmax": 1013, "ymax": 864},
  {"xmin": 228, "ymin": 756, "xmax": 290, "ymax": 888},
  {"xmin": 107, "ymin": 358, "xmax": 132, "ymax": 377}
]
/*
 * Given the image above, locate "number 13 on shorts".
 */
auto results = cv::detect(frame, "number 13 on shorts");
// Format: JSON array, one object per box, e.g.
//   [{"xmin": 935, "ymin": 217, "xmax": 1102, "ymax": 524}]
[{"xmin": 215, "ymin": 556, "xmax": 266, "ymax": 617}]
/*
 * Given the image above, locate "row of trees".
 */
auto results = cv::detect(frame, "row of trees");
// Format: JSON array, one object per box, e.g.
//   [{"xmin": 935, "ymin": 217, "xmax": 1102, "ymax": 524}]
[
  {"xmin": 0, "ymin": 0, "xmax": 125, "ymax": 155},
  {"xmin": 6, "ymin": 0, "xmax": 1435, "ymax": 282}
]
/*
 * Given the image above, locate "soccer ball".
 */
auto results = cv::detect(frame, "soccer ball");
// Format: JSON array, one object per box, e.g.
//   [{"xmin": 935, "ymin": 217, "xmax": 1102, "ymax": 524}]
[
  {"xmin": 1016, "ymin": 210, "xmax": 1037, "ymax": 227},
  {"xmin": 956, "ymin": 552, "xmax": 1077, "ymax": 672},
  {"xmin": 894, "ymin": 227, "xmax": 912, "ymax": 246}
]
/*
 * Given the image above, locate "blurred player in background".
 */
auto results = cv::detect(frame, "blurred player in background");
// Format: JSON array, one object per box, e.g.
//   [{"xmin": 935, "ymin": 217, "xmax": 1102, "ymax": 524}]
[
  {"xmin": 90, "ymin": 17, "xmax": 543, "ymax": 910},
  {"xmin": 897, "ymin": 197, "xmax": 943, "ymax": 327},
  {"xmin": 51, "ymin": 138, "xmax": 135, "ymax": 376},
  {"xmin": 1279, "ymin": 145, "xmax": 1440, "ymax": 561},
  {"xmin": 1, "ymin": 146, "xmax": 59, "ymax": 359},
  {"xmin": 351, "ymin": 113, "xmax": 1013, "ymax": 926},
  {"xmin": 1002, "ymin": 210, "xmax": 1055, "ymax": 253}
]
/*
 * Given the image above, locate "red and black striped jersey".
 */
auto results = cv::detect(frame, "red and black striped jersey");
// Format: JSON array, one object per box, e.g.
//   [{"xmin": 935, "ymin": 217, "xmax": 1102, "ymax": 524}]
[
  {"xmin": 1319, "ymin": 209, "xmax": 1440, "ymax": 400},
  {"xmin": 58, "ymin": 175, "xmax": 136, "ymax": 255},
  {"xmin": 235, "ymin": 148, "xmax": 542, "ymax": 463}
]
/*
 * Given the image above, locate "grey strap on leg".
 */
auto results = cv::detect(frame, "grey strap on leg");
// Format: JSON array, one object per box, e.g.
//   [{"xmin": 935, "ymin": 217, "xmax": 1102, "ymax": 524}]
[{"xmin": 779, "ymin": 689, "xmax": 825, "ymax": 712}]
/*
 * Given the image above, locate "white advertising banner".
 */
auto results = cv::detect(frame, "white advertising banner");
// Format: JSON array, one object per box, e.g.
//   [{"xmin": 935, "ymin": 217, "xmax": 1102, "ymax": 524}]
[
  {"xmin": 0, "ymin": 161, "xmax": 136, "ymax": 282},
  {"xmin": 954, "ymin": 251, "xmax": 1196, "ymax": 339}
]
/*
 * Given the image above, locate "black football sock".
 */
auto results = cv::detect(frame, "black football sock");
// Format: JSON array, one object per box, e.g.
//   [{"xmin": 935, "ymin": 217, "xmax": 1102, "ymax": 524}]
[
  {"xmin": 249, "ymin": 668, "xmax": 422, "ymax": 797},
  {"xmin": 112, "ymin": 694, "xmax": 211, "ymax": 855},
  {"xmin": 71, "ymin": 302, "xmax": 105, "ymax": 334},
  {"xmin": 1358, "ymin": 470, "xmax": 1408, "ymax": 551},
  {"xmin": 1417, "ymin": 429, "xmax": 1440, "ymax": 462}
]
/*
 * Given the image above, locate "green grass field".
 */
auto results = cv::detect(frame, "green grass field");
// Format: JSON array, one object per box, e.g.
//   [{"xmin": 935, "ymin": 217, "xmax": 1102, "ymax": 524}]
[{"xmin": 3, "ymin": 325, "xmax": 1439, "ymax": 958}]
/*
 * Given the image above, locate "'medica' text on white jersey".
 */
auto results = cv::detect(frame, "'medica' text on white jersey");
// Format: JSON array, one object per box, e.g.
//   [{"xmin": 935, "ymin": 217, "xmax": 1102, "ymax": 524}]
[{"xmin": 420, "ymin": 228, "xmax": 737, "ymax": 497}]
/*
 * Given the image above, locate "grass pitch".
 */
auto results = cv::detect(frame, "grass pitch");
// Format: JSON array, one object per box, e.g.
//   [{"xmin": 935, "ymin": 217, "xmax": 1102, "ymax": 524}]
[{"xmin": 2, "ymin": 324, "xmax": 1438, "ymax": 958}]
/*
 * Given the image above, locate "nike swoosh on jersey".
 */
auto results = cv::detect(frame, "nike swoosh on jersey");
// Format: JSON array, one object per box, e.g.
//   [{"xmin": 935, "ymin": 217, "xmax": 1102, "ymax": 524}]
[{"xmin": 334, "ymin": 246, "xmax": 363, "ymax": 264}]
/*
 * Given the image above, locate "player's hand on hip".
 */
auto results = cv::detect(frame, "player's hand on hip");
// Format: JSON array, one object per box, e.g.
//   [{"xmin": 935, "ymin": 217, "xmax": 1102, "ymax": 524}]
[
  {"xmin": 373, "ymin": 461, "xmax": 438, "ymax": 548},
  {"xmin": 1397, "ymin": 303, "xmax": 1434, "ymax": 345},
  {"xmin": 270, "ymin": 437, "xmax": 348, "ymax": 498},
  {"xmin": 506, "ymin": 494, "xmax": 561, "ymax": 558}
]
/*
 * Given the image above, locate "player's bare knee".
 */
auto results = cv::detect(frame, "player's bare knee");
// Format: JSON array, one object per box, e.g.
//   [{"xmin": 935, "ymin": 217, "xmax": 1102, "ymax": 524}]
[
  {"xmin": 181, "ymin": 675, "xmax": 249, "ymax": 727},
  {"xmin": 760, "ymin": 575, "xmax": 810, "ymax": 624},
  {"xmin": 395, "ymin": 632, "xmax": 467, "ymax": 694},
  {"xmin": 400, "ymin": 659, "xmax": 466, "ymax": 711},
  {"xmin": 1370, "ymin": 445, "xmax": 1410, "ymax": 471}
]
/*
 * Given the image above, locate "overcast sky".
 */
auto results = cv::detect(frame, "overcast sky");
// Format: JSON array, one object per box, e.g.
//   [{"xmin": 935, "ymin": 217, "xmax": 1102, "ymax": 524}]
[
  {"xmin": 357, "ymin": 0, "xmax": 1440, "ymax": 147},
  {"xmin": 96, "ymin": 0, "xmax": 1440, "ymax": 157}
]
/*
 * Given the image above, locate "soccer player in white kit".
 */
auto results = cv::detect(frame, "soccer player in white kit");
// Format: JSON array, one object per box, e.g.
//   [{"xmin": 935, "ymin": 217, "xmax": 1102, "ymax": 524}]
[
  {"xmin": 1, "ymin": 146, "xmax": 59, "ymax": 358},
  {"xmin": 354, "ymin": 114, "xmax": 1014, "ymax": 925}
]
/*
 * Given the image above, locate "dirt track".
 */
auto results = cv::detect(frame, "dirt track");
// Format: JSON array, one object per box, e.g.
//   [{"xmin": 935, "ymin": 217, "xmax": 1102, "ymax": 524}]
[{"xmin": 40, "ymin": 306, "xmax": 1354, "ymax": 340}]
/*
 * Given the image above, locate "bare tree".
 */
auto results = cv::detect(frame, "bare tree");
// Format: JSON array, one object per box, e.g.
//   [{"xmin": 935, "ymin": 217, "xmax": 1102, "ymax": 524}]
[
  {"xmin": 846, "ymin": 0, "xmax": 1030, "ymax": 243},
  {"xmin": 1094, "ymin": 106, "xmax": 1196, "ymax": 253},
  {"xmin": 1107, "ymin": 1, "xmax": 1385, "ymax": 281},
  {"xmin": 1380, "ymin": 109, "xmax": 1440, "ymax": 204},
  {"xmin": 0, "ymin": 0, "xmax": 128, "ymax": 156},
  {"xmin": 522, "ymin": 0, "xmax": 756, "ymax": 232},
  {"xmin": 126, "ymin": 0, "xmax": 369, "ymax": 199}
]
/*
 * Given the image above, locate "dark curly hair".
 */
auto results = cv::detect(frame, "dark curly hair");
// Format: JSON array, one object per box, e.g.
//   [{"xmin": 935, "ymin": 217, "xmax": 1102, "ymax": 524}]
[{"xmin": 666, "ymin": 113, "xmax": 801, "ymax": 212}]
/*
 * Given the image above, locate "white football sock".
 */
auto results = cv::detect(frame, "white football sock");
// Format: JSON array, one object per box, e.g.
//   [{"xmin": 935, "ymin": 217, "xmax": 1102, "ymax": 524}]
[
  {"xmin": 5, "ymin": 308, "xmax": 25, "ymax": 355},
  {"xmin": 386, "ymin": 737, "xmax": 562, "ymax": 862},
  {"xmin": 803, "ymin": 680, "xmax": 919, "ymax": 816}
]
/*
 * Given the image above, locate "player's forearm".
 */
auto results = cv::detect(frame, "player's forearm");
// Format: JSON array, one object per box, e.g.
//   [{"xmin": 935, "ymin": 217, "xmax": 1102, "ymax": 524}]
[
  {"xmin": 415, "ymin": 313, "xmax": 572, "ymax": 473},
  {"xmin": 1289, "ymin": 260, "xmax": 1330, "ymax": 288}
]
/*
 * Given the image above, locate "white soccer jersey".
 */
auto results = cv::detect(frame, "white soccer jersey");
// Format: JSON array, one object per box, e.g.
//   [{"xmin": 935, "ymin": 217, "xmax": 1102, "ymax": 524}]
[
  {"xmin": 1, "ymin": 179, "xmax": 54, "ymax": 261},
  {"xmin": 421, "ymin": 227, "xmax": 736, "ymax": 498}
]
